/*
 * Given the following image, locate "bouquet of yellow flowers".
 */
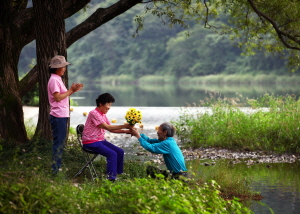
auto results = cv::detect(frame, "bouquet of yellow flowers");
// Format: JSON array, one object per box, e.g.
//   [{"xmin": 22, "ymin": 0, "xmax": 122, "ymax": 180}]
[{"xmin": 125, "ymin": 108, "xmax": 142, "ymax": 125}]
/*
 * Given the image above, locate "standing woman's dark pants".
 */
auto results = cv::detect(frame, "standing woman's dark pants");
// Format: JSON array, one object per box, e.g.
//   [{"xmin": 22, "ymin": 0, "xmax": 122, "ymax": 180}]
[{"xmin": 50, "ymin": 115, "xmax": 68, "ymax": 174}]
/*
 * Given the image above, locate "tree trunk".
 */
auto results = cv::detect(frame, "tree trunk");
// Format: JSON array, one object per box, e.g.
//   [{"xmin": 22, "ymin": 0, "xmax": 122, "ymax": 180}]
[
  {"xmin": 0, "ymin": 1, "xmax": 28, "ymax": 144},
  {"xmin": 32, "ymin": 0, "xmax": 68, "ymax": 140}
]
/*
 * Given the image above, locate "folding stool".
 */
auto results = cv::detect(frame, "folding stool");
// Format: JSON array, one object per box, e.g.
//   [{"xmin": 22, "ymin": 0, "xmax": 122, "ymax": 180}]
[{"xmin": 73, "ymin": 124, "xmax": 99, "ymax": 180}]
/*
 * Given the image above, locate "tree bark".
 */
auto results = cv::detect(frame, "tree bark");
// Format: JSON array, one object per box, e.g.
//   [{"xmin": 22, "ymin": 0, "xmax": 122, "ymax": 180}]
[
  {"xmin": 32, "ymin": 0, "xmax": 68, "ymax": 140},
  {"xmin": 0, "ymin": 1, "xmax": 28, "ymax": 143}
]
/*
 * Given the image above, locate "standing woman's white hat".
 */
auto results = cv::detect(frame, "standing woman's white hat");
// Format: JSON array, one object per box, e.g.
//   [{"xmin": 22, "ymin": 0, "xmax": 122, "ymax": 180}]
[{"xmin": 49, "ymin": 55, "xmax": 71, "ymax": 68}]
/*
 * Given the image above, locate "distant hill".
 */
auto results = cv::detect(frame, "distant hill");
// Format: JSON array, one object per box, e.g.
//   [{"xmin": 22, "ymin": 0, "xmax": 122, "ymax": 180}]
[{"xmin": 19, "ymin": 0, "xmax": 294, "ymax": 83}]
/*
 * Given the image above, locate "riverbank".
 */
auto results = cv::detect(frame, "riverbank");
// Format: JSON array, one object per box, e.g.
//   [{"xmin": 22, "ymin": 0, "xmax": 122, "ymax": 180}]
[
  {"xmin": 122, "ymin": 136, "xmax": 300, "ymax": 165},
  {"xmin": 23, "ymin": 106, "xmax": 300, "ymax": 165}
]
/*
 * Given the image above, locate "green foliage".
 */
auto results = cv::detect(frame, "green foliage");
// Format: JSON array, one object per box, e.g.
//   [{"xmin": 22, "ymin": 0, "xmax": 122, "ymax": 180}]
[
  {"xmin": 0, "ymin": 139, "xmax": 253, "ymax": 214},
  {"xmin": 0, "ymin": 172, "xmax": 252, "ymax": 213},
  {"xmin": 173, "ymin": 93, "xmax": 300, "ymax": 153},
  {"xmin": 19, "ymin": 0, "xmax": 296, "ymax": 83},
  {"xmin": 24, "ymin": 119, "xmax": 36, "ymax": 139},
  {"xmin": 196, "ymin": 0, "xmax": 300, "ymax": 71},
  {"xmin": 70, "ymin": 99, "xmax": 78, "ymax": 106},
  {"xmin": 22, "ymin": 83, "xmax": 39, "ymax": 106}
]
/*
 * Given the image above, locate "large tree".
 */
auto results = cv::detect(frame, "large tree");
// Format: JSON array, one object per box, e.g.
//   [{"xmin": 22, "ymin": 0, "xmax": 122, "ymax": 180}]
[
  {"xmin": 0, "ymin": 0, "xmax": 143, "ymax": 143},
  {"xmin": 1, "ymin": 0, "xmax": 300, "ymax": 144}
]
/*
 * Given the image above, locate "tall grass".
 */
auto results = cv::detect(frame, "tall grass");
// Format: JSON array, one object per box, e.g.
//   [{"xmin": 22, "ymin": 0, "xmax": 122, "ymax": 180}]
[{"xmin": 173, "ymin": 93, "xmax": 300, "ymax": 153}]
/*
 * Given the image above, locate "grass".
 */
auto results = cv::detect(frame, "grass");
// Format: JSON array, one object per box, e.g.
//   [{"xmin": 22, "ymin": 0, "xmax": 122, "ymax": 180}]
[
  {"xmin": 173, "ymin": 92, "xmax": 300, "ymax": 153},
  {"xmin": 0, "ymin": 137, "xmax": 254, "ymax": 213},
  {"xmin": 0, "ymin": 171, "xmax": 251, "ymax": 213}
]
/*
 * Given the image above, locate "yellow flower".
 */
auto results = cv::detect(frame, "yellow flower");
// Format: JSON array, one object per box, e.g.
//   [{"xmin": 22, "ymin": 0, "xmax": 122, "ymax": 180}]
[
  {"xmin": 111, "ymin": 119, "xmax": 117, "ymax": 123},
  {"xmin": 125, "ymin": 108, "xmax": 142, "ymax": 125}
]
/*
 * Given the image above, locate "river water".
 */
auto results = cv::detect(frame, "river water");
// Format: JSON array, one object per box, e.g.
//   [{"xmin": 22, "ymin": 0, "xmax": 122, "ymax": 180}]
[{"xmin": 70, "ymin": 82, "xmax": 300, "ymax": 107}]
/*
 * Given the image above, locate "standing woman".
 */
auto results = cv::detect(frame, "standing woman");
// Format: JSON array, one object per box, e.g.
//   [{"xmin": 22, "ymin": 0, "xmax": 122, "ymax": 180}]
[{"xmin": 47, "ymin": 55, "xmax": 84, "ymax": 175}]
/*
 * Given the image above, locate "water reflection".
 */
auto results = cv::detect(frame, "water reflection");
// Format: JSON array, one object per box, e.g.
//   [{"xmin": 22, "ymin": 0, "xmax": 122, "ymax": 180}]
[
  {"xmin": 189, "ymin": 160, "xmax": 300, "ymax": 214},
  {"xmin": 250, "ymin": 162, "xmax": 300, "ymax": 213},
  {"xmin": 71, "ymin": 82, "xmax": 300, "ymax": 107}
]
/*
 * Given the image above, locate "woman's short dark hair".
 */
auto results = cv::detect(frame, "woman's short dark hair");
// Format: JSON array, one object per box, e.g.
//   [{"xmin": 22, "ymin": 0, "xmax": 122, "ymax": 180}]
[
  {"xmin": 49, "ymin": 67, "xmax": 57, "ymax": 74},
  {"xmin": 160, "ymin": 122, "xmax": 176, "ymax": 137},
  {"xmin": 96, "ymin": 93, "xmax": 115, "ymax": 106}
]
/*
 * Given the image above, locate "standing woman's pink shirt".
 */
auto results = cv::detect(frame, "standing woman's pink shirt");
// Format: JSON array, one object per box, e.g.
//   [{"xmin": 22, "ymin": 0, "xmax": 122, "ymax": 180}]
[{"xmin": 47, "ymin": 73, "xmax": 70, "ymax": 118}]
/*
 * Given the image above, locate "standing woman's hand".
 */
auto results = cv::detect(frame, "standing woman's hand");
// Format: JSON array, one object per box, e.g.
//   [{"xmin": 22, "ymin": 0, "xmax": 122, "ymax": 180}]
[
  {"xmin": 70, "ymin": 83, "xmax": 84, "ymax": 93},
  {"xmin": 53, "ymin": 83, "xmax": 83, "ymax": 102}
]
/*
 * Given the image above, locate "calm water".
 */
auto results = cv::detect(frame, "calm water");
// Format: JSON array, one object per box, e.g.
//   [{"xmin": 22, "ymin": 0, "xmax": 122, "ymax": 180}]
[{"xmin": 71, "ymin": 82, "xmax": 300, "ymax": 107}]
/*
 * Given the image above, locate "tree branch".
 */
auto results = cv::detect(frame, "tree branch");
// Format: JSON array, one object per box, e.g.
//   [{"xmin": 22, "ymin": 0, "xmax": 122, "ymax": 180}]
[
  {"xmin": 246, "ymin": 0, "xmax": 300, "ymax": 51},
  {"xmin": 66, "ymin": 0, "xmax": 143, "ymax": 47},
  {"xmin": 14, "ymin": 0, "xmax": 92, "ymax": 48}
]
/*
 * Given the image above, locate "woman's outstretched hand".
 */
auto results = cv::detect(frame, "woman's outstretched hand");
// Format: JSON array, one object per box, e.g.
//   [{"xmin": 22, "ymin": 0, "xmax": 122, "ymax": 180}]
[
  {"xmin": 125, "ymin": 124, "xmax": 135, "ymax": 130},
  {"xmin": 130, "ymin": 128, "xmax": 140, "ymax": 138}
]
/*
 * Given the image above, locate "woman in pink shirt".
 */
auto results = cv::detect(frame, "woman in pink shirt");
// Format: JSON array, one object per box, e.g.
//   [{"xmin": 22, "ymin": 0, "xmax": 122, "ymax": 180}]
[
  {"xmin": 47, "ymin": 55, "xmax": 83, "ymax": 175},
  {"xmin": 82, "ymin": 93, "xmax": 134, "ymax": 181}
]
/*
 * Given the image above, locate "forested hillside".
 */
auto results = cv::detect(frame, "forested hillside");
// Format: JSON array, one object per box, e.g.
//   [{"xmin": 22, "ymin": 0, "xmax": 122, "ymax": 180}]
[{"xmin": 18, "ymin": 0, "xmax": 292, "ymax": 83}]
